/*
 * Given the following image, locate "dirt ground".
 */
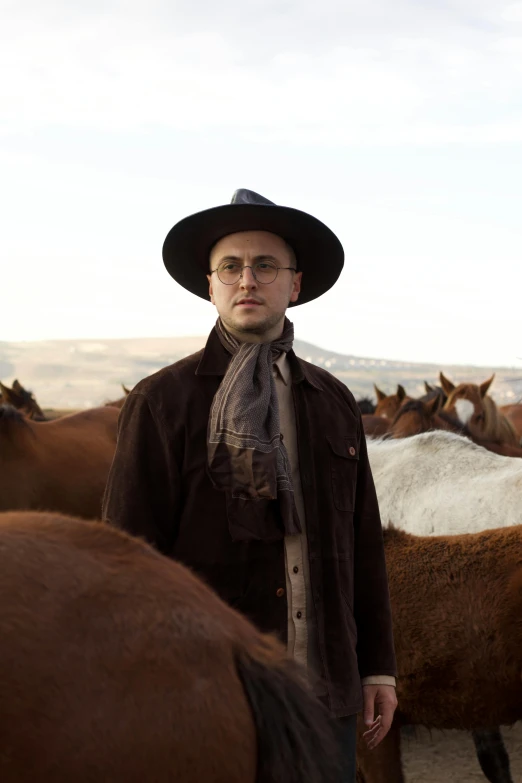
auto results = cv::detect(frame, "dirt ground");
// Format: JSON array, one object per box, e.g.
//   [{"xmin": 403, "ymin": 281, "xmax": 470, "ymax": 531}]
[{"xmin": 402, "ymin": 723, "xmax": 522, "ymax": 782}]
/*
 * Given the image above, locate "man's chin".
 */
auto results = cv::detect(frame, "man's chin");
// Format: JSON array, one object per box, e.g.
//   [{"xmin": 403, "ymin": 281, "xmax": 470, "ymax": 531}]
[{"xmin": 225, "ymin": 312, "xmax": 274, "ymax": 335}]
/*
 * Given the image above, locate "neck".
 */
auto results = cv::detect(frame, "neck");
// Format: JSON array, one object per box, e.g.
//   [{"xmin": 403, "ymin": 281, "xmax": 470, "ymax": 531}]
[{"xmin": 220, "ymin": 316, "xmax": 286, "ymax": 344}]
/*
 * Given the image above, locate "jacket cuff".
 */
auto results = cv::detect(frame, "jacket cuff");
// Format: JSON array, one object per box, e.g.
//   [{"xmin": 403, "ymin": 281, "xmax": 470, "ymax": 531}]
[{"xmin": 361, "ymin": 675, "xmax": 396, "ymax": 687}]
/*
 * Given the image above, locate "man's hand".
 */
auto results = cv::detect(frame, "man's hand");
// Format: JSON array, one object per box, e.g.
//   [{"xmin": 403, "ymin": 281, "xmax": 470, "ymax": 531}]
[{"xmin": 362, "ymin": 684, "xmax": 398, "ymax": 749}]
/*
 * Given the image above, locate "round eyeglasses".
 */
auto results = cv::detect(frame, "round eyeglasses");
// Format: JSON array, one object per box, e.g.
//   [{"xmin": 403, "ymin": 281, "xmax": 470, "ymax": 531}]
[{"xmin": 211, "ymin": 260, "xmax": 297, "ymax": 286}]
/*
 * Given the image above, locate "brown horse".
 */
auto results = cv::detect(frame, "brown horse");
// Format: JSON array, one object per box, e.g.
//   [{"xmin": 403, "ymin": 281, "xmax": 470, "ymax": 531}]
[
  {"xmin": 362, "ymin": 415, "xmax": 391, "ymax": 438},
  {"xmin": 0, "ymin": 510, "xmax": 337, "ymax": 783},
  {"xmin": 0, "ymin": 405, "xmax": 119, "ymax": 517},
  {"xmin": 0, "ymin": 380, "xmax": 46, "ymax": 420},
  {"xmin": 440, "ymin": 372, "xmax": 519, "ymax": 447},
  {"xmin": 356, "ymin": 525, "xmax": 522, "ymax": 783},
  {"xmin": 500, "ymin": 403, "xmax": 522, "ymax": 442},
  {"xmin": 386, "ymin": 399, "xmax": 522, "ymax": 457},
  {"xmin": 374, "ymin": 384, "xmax": 411, "ymax": 419}
]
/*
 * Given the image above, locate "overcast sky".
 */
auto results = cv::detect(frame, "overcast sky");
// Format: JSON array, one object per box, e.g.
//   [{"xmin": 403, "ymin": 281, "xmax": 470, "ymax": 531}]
[{"xmin": 1, "ymin": 0, "xmax": 522, "ymax": 367}]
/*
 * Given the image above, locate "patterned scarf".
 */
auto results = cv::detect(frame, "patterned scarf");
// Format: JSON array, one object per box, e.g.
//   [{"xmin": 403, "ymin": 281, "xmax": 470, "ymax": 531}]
[{"xmin": 208, "ymin": 317, "xmax": 302, "ymax": 541}]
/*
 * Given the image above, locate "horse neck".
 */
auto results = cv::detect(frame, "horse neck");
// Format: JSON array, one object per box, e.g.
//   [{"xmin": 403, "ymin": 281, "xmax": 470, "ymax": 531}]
[
  {"xmin": 482, "ymin": 396, "xmax": 519, "ymax": 445},
  {"xmin": 0, "ymin": 415, "xmax": 37, "ymax": 456}
]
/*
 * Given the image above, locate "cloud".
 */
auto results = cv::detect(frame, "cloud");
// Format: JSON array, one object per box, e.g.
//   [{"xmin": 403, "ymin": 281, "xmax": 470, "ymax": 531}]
[
  {"xmin": 1, "ymin": 0, "xmax": 522, "ymax": 144},
  {"xmin": 501, "ymin": 2, "xmax": 522, "ymax": 21}
]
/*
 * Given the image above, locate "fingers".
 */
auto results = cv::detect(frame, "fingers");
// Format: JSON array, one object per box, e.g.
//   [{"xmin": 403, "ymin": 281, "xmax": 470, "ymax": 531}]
[
  {"xmin": 363, "ymin": 715, "xmax": 382, "ymax": 749},
  {"xmin": 367, "ymin": 709, "xmax": 393, "ymax": 750},
  {"xmin": 379, "ymin": 700, "xmax": 395, "ymax": 736},
  {"xmin": 362, "ymin": 691, "xmax": 376, "ymax": 727}
]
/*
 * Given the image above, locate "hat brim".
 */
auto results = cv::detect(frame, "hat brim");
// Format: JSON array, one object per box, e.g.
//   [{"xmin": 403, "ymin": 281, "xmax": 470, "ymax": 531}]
[{"xmin": 162, "ymin": 203, "xmax": 344, "ymax": 306}]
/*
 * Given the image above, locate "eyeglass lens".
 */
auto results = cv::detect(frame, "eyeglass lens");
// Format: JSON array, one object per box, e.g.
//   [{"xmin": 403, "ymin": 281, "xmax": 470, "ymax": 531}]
[{"xmin": 217, "ymin": 261, "xmax": 279, "ymax": 285}]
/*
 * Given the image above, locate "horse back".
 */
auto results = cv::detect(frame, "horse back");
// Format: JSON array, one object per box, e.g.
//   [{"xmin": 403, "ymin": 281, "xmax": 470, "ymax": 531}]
[
  {"xmin": 43, "ymin": 405, "xmax": 120, "ymax": 442},
  {"xmin": 0, "ymin": 512, "xmax": 337, "ymax": 783},
  {"xmin": 383, "ymin": 525, "xmax": 522, "ymax": 727}
]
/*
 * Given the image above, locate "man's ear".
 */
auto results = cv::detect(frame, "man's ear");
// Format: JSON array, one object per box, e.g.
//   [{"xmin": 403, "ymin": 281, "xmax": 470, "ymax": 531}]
[{"xmin": 289, "ymin": 272, "xmax": 302, "ymax": 303}]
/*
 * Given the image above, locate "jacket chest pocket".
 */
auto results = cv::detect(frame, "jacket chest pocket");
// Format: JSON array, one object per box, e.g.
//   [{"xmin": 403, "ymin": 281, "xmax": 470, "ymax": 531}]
[{"xmin": 327, "ymin": 435, "xmax": 359, "ymax": 512}]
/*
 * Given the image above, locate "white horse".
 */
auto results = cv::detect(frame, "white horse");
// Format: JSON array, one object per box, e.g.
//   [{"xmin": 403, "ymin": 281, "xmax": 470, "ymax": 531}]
[{"xmin": 367, "ymin": 430, "xmax": 522, "ymax": 536}]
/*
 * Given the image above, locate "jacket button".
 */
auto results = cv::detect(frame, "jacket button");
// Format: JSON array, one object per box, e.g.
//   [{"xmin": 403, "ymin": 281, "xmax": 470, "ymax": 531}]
[
  {"xmin": 296, "ymin": 611, "xmax": 302, "ymax": 619},
  {"xmin": 276, "ymin": 587, "xmax": 285, "ymax": 597},
  {"xmin": 293, "ymin": 566, "xmax": 299, "ymax": 574},
  {"xmin": 349, "ymin": 446, "xmax": 356, "ymax": 456}
]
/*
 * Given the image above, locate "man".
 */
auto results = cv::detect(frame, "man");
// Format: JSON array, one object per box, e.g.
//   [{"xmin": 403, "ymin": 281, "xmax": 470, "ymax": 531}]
[{"xmin": 102, "ymin": 189, "xmax": 397, "ymax": 780}]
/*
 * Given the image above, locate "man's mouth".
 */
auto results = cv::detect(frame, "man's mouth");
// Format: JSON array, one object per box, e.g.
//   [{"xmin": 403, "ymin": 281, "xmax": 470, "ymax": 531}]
[{"xmin": 236, "ymin": 298, "xmax": 263, "ymax": 306}]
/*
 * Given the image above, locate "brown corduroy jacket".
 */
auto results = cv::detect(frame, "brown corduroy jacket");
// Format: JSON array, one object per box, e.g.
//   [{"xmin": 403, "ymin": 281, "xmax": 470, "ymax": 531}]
[{"xmin": 102, "ymin": 328, "xmax": 397, "ymax": 717}]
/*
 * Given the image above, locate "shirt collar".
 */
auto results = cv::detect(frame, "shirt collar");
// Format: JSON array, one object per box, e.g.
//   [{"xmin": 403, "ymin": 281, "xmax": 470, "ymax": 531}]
[{"xmin": 272, "ymin": 351, "xmax": 292, "ymax": 386}]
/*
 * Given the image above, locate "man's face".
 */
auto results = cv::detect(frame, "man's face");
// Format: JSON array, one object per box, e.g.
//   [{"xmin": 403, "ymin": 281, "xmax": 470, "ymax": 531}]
[{"xmin": 207, "ymin": 231, "xmax": 302, "ymax": 340}]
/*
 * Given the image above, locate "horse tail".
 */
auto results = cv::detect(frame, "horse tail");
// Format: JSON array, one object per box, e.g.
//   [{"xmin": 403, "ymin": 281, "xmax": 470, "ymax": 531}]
[
  {"xmin": 235, "ymin": 647, "xmax": 340, "ymax": 783},
  {"xmin": 471, "ymin": 728, "xmax": 512, "ymax": 783}
]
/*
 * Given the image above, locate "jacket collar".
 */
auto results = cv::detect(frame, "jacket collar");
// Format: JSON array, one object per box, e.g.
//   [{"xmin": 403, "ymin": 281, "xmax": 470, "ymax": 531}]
[
  {"xmin": 195, "ymin": 327, "xmax": 323, "ymax": 392},
  {"xmin": 195, "ymin": 327, "xmax": 230, "ymax": 377}
]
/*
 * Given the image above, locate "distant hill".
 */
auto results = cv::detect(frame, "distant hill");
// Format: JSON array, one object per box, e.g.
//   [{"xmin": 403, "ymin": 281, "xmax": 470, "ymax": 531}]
[{"xmin": 1, "ymin": 336, "xmax": 521, "ymax": 409}]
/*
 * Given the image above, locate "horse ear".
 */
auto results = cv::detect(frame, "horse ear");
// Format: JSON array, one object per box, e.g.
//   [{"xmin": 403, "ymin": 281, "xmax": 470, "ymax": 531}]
[
  {"xmin": 122, "ymin": 384, "xmax": 131, "ymax": 396},
  {"xmin": 426, "ymin": 394, "xmax": 443, "ymax": 416},
  {"xmin": 424, "ymin": 381, "xmax": 433, "ymax": 393},
  {"xmin": 0, "ymin": 381, "xmax": 15, "ymax": 403},
  {"xmin": 374, "ymin": 384, "xmax": 387, "ymax": 402},
  {"xmin": 12, "ymin": 380, "xmax": 23, "ymax": 393},
  {"xmin": 439, "ymin": 372, "xmax": 455, "ymax": 395},
  {"xmin": 397, "ymin": 384, "xmax": 407, "ymax": 402},
  {"xmin": 480, "ymin": 374, "xmax": 495, "ymax": 398}
]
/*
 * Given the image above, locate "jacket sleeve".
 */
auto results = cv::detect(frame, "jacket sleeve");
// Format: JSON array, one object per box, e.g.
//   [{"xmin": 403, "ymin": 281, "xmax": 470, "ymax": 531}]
[
  {"xmin": 102, "ymin": 391, "xmax": 181, "ymax": 556},
  {"xmin": 353, "ymin": 416, "xmax": 397, "ymax": 679}
]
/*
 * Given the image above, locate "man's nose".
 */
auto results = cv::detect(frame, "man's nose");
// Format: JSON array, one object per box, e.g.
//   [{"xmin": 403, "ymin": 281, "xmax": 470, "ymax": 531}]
[{"xmin": 239, "ymin": 266, "xmax": 258, "ymax": 289}]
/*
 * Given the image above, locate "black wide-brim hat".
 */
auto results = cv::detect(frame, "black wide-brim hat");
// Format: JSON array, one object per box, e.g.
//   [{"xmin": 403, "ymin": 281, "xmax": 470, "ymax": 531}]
[{"xmin": 162, "ymin": 189, "xmax": 344, "ymax": 306}]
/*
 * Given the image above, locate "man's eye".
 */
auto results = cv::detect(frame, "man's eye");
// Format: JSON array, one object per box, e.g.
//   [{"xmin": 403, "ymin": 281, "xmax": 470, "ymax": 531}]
[{"xmin": 222, "ymin": 263, "xmax": 239, "ymax": 271}]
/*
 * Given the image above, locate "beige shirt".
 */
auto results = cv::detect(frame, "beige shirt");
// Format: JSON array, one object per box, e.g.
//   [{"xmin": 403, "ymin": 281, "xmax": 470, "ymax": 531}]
[{"xmin": 273, "ymin": 352, "xmax": 396, "ymax": 689}]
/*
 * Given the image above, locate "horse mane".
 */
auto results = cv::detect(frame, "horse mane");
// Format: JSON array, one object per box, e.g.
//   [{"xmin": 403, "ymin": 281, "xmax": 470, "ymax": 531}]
[
  {"xmin": 419, "ymin": 387, "xmax": 447, "ymax": 405},
  {"xmin": 0, "ymin": 404, "xmax": 29, "ymax": 427},
  {"xmin": 390, "ymin": 399, "xmax": 424, "ymax": 425},
  {"xmin": 443, "ymin": 387, "xmax": 460, "ymax": 410}
]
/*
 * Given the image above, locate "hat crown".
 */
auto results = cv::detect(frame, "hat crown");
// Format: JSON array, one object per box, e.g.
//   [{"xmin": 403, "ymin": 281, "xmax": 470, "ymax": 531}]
[{"xmin": 230, "ymin": 189, "xmax": 275, "ymax": 207}]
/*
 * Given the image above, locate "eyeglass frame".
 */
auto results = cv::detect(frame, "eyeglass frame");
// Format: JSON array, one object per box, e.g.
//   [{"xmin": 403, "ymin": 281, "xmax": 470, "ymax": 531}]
[{"xmin": 209, "ymin": 261, "xmax": 298, "ymax": 286}]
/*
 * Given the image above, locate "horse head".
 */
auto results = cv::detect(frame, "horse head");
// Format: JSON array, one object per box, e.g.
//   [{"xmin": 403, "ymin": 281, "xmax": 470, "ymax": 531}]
[
  {"xmin": 374, "ymin": 384, "xmax": 411, "ymax": 419},
  {"xmin": 440, "ymin": 372, "xmax": 495, "ymax": 432},
  {"xmin": 0, "ymin": 380, "xmax": 46, "ymax": 421}
]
